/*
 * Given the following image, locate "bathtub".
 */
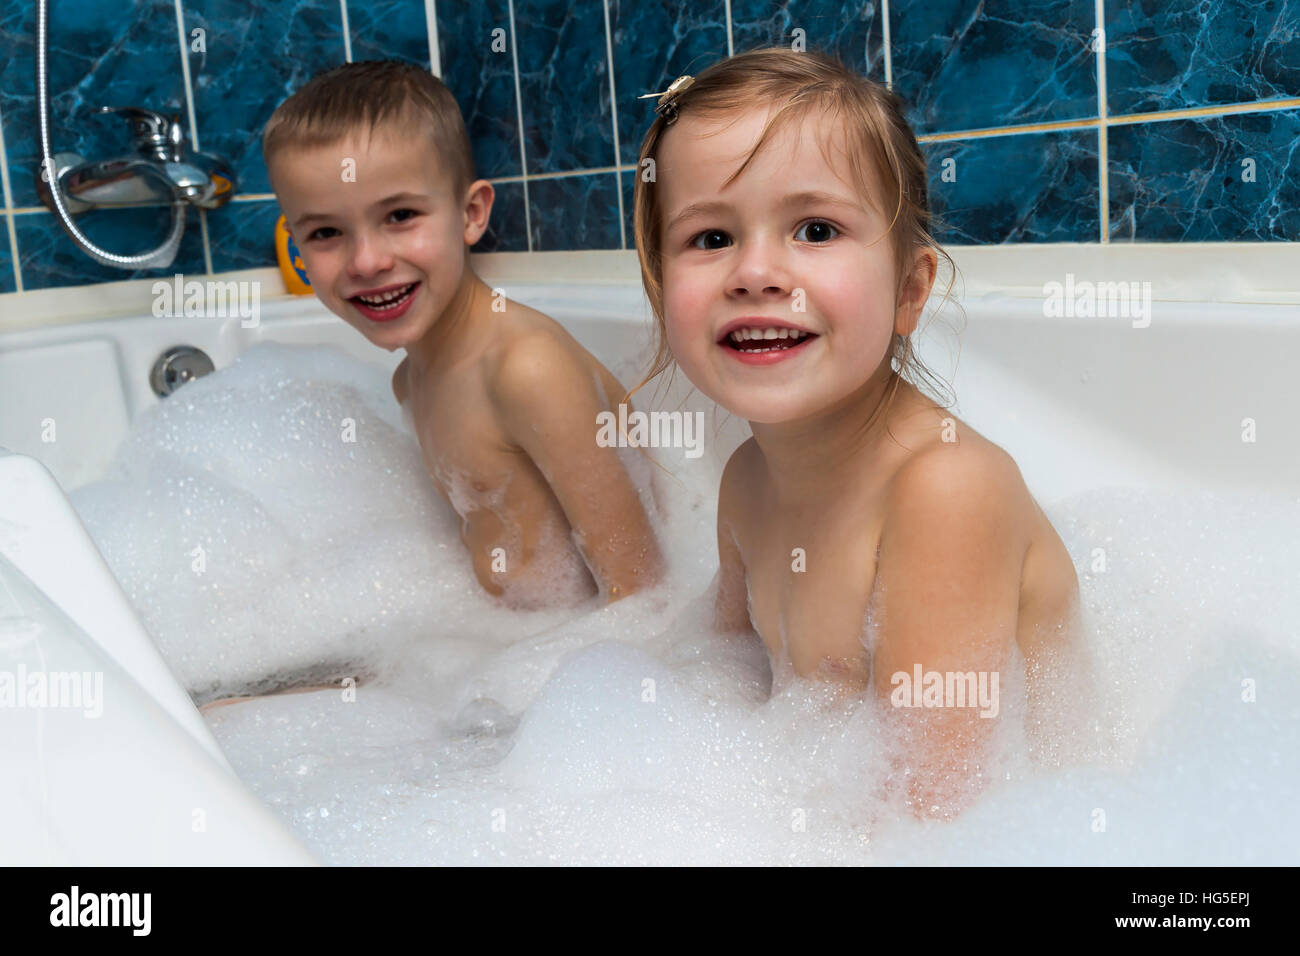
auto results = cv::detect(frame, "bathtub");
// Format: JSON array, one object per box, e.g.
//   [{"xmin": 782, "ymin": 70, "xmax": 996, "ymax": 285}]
[{"xmin": 1, "ymin": 258, "xmax": 1297, "ymax": 864}]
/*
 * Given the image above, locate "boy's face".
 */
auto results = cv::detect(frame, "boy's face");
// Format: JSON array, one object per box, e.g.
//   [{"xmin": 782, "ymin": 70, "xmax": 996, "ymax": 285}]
[
  {"xmin": 269, "ymin": 124, "xmax": 488, "ymax": 352},
  {"xmin": 656, "ymin": 106, "xmax": 925, "ymax": 425}
]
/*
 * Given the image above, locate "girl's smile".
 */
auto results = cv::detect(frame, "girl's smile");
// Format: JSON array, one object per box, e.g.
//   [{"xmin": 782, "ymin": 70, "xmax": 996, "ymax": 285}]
[{"xmin": 718, "ymin": 319, "xmax": 819, "ymax": 365}]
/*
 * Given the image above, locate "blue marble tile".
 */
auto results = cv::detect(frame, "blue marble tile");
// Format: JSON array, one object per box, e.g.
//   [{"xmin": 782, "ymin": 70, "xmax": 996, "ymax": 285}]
[
  {"xmin": 731, "ymin": 0, "xmax": 885, "ymax": 79},
  {"xmin": 0, "ymin": 216, "xmax": 14, "ymax": 293},
  {"xmin": 1108, "ymin": 109, "xmax": 1300, "ymax": 241},
  {"xmin": 347, "ymin": 0, "xmax": 432, "ymax": 68},
  {"xmin": 437, "ymin": 0, "xmax": 523, "ymax": 179},
  {"xmin": 1, "ymin": 0, "xmax": 192, "ymax": 209},
  {"xmin": 621, "ymin": 166, "xmax": 636, "ymax": 253},
  {"xmin": 205, "ymin": 196, "xmax": 281, "ymax": 273},
  {"xmin": 923, "ymin": 129, "xmax": 1101, "ymax": 243},
  {"xmin": 609, "ymin": 0, "xmax": 729, "ymax": 168},
  {"xmin": 473, "ymin": 179, "xmax": 528, "ymax": 253},
  {"xmin": 527, "ymin": 172, "xmax": 622, "ymax": 250},
  {"xmin": 1106, "ymin": 0, "xmax": 1300, "ymax": 116},
  {"xmin": 13, "ymin": 205, "xmax": 208, "ymax": 290},
  {"xmin": 514, "ymin": 0, "xmax": 616, "ymax": 173},
  {"xmin": 890, "ymin": 0, "xmax": 1098, "ymax": 134},
  {"xmin": 185, "ymin": 0, "xmax": 346, "ymax": 198}
]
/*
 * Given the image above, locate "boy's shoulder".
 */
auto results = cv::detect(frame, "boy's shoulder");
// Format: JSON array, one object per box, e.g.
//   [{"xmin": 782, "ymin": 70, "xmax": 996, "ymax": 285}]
[
  {"xmin": 482, "ymin": 303, "xmax": 615, "ymax": 424},
  {"xmin": 489, "ymin": 307, "xmax": 586, "ymax": 389}
]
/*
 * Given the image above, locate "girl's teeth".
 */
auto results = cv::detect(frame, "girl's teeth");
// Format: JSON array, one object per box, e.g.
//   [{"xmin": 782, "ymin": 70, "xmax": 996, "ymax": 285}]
[{"xmin": 728, "ymin": 327, "xmax": 808, "ymax": 343}]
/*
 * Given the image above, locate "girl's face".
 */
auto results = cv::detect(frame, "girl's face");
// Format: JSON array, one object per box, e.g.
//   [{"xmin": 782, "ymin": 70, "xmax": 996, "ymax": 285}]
[{"xmin": 656, "ymin": 106, "xmax": 914, "ymax": 425}]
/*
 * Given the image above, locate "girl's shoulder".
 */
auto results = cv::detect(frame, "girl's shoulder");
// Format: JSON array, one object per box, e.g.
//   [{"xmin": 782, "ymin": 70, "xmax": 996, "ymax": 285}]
[{"xmin": 882, "ymin": 415, "xmax": 1033, "ymax": 540}]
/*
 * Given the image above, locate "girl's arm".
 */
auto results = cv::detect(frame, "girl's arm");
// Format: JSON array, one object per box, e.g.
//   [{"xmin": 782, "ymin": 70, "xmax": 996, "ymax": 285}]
[{"xmin": 870, "ymin": 443, "xmax": 1028, "ymax": 819}]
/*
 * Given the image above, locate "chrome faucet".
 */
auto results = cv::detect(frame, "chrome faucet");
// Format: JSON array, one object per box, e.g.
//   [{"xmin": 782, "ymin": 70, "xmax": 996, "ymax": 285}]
[
  {"xmin": 35, "ymin": 0, "xmax": 237, "ymax": 270},
  {"xmin": 37, "ymin": 106, "xmax": 237, "ymax": 213}
]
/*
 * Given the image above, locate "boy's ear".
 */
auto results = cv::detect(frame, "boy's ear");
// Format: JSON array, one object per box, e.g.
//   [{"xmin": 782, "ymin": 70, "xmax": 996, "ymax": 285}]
[{"xmin": 462, "ymin": 179, "xmax": 495, "ymax": 245}]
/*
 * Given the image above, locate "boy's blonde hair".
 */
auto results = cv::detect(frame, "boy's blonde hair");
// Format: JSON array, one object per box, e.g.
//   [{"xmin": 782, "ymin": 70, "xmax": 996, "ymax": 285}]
[
  {"xmin": 631, "ymin": 47, "xmax": 956, "ymax": 418},
  {"xmin": 262, "ymin": 60, "xmax": 476, "ymax": 200}
]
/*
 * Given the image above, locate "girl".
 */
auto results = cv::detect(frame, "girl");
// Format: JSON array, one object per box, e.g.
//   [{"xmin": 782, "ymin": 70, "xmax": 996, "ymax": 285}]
[{"xmin": 632, "ymin": 48, "xmax": 1088, "ymax": 817}]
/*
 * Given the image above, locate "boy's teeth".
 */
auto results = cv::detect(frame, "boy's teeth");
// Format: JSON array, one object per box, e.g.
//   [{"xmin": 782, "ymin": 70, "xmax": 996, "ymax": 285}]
[{"xmin": 357, "ymin": 283, "xmax": 414, "ymax": 306}]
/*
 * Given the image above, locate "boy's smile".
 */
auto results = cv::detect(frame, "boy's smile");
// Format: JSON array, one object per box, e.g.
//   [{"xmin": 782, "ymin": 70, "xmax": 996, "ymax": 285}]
[
  {"xmin": 656, "ymin": 105, "xmax": 908, "ymax": 425},
  {"xmin": 268, "ymin": 124, "xmax": 491, "ymax": 353}
]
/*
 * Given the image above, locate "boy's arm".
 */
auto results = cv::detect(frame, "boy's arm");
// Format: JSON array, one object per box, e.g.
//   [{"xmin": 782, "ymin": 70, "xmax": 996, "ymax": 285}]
[
  {"xmin": 491, "ymin": 334, "xmax": 664, "ymax": 601},
  {"xmin": 714, "ymin": 441, "xmax": 756, "ymax": 634},
  {"xmin": 870, "ymin": 444, "xmax": 1027, "ymax": 819}
]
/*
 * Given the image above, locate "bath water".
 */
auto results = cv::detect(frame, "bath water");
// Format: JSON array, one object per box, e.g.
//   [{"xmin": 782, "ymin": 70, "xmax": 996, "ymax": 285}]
[{"xmin": 68, "ymin": 342, "xmax": 1300, "ymax": 865}]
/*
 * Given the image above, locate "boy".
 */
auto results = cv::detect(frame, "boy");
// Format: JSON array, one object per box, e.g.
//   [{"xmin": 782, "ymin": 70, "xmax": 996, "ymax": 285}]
[{"xmin": 262, "ymin": 60, "xmax": 663, "ymax": 608}]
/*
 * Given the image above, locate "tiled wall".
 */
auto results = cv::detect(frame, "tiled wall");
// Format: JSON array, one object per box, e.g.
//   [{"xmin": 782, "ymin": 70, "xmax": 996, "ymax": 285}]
[{"xmin": 0, "ymin": 0, "xmax": 1296, "ymax": 294}]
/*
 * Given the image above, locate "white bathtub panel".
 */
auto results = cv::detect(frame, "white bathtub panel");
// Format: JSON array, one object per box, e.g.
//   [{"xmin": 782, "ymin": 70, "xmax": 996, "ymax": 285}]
[{"xmin": 0, "ymin": 339, "xmax": 131, "ymax": 490}]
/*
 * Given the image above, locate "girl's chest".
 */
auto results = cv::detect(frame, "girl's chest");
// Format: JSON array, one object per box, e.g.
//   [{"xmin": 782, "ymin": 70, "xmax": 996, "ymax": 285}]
[{"xmin": 738, "ymin": 510, "xmax": 885, "ymax": 683}]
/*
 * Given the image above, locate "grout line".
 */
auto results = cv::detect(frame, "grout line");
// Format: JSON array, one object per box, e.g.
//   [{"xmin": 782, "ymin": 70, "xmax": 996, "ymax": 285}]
[
  {"xmin": 340, "ymin": 0, "xmax": 353, "ymax": 63},
  {"xmin": 506, "ymin": 0, "xmax": 532, "ymax": 252},
  {"xmin": 0, "ymin": 98, "xmax": 23, "ymax": 293},
  {"xmin": 1095, "ymin": 0, "xmax": 1109, "ymax": 243},
  {"xmin": 602, "ymin": 0, "xmax": 625, "ymax": 250},
  {"xmin": 173, "ymin": 0, "xmax": 213, "ymax": 273},
  {"xmin": 220, "ymin": 163, "xmax": 638, "ymax": 202},
  {"xmin": 915, "ymin": 97, "xmax": 1300, "ymax": 144},
  {"xmin": 427, "ymin": 0, "xmax": 441, "ymax": 76},
  {"xmin": 881, "ymin": 0, "xmax": 892, "ymax": 89},
  {"xmin": 1106, "ymin": 97, "xmax": 1300, "ymax": 125},
  {"xmin": 725, "ymin": 0, "xmax": 734, "ymax": 57},
  {"xmin": 919, "ymin": 117, "xmax": 1102, "ymax": 142}
]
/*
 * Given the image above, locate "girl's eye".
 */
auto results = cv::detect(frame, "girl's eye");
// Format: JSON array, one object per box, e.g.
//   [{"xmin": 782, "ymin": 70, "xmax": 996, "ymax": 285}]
[
  {"xmin": 307, "ymin": 227, "xmax": 339, "ymax": 241},
  {"xmin": 690, "ymin": 229, "xmax": 732, "ymax": 250},
  {"xmin": 795, "ymin": 220, "xmax": 838, "ymax": 243}
]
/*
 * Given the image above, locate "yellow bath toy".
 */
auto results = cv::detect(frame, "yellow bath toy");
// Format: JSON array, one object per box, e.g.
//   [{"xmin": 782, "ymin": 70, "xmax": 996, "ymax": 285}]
[{"xmin": 275, "ymin": 213, "xmax": 313, "ymax": 295}]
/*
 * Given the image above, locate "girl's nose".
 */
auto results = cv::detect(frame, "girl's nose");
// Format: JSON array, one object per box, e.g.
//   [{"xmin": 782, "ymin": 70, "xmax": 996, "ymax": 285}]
[{"xmin": 727, "ymin": 233, "xmax": 792, "ymax": 298}]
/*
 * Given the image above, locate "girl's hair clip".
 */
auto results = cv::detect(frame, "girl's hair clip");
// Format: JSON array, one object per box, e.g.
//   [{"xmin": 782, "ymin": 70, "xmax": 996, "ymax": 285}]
[{"xmin": 638, "ymin": 74, "xmax": 695, "ymax": 125}]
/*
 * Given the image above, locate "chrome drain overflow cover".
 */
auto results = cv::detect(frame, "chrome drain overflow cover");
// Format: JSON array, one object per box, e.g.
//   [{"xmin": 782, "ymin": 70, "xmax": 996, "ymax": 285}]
[{"xmin": 150, "ymin": 345, "xmax": 215, "ymax": 397}]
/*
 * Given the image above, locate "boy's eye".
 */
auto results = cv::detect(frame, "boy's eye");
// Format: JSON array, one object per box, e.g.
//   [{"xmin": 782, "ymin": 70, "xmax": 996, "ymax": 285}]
[
  {"xmin": 308, "ymin": 226, "xmax": 340, "ymax": 241},
  {"xmin": 690, "ymin": 229, "xmax": 732, "ymax": 250},
  {"xmin": 795, "ymin": 220, "xmax": 839, "ymax": 243},
  {"xmin": 389, "ymin": 208, "xmax": 419, "ymax": 223}
]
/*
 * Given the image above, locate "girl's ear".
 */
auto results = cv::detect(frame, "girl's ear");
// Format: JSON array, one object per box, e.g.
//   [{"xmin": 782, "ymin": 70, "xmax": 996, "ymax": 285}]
[{"xmin": 895, "ymin": 246, "xmax": 938, "ymax": 337}]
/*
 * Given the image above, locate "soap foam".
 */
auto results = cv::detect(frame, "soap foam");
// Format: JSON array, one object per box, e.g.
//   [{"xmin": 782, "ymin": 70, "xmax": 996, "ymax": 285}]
[{"xmin": 69, "ymin": 342, "xmax": 1300, "ymax": 864}]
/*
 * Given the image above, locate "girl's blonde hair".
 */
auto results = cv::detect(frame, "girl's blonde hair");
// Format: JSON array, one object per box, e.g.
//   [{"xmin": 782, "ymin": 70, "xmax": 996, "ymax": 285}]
[{"xmin": 631, "ymin": 47, "xmax": 958, "ymax": 425}]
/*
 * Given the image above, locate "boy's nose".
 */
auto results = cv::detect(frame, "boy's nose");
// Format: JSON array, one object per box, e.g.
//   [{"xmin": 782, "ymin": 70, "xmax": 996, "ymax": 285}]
[{"xmin": 346, "ymin": 232, "xmax": 394, "ymax": 277}]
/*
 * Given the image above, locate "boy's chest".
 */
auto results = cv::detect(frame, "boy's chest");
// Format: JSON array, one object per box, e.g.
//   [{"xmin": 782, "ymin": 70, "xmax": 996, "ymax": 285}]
[
  {"xmin": 406, "ymin": 371, "xmax": 524, "ymax": 508},
  {"xmin": 738, "ymin": 507, "xmax": 885, "ymax": 684}
]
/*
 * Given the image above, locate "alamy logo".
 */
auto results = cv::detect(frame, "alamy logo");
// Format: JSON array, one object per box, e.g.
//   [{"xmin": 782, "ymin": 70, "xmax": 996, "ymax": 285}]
[
  {"xmin": 596, "ymin": 403, "xmax": 705, "ymax": 459},
  {"xmin": 152, "ymin": 273, "xmax": 260, "ymax": 328},
  {"xmin": 0, "ymin": 665, "xmax": 102, "ymax": 718},
  {"xmin": 1042, "ymin": 273, "xmax": 1152, "ymax": 328},
  {"xmin": 890, "ymin": 666, "xmax": 1000, "ymax": 718},
  {"xmin": 50, "ymin": 887, "xmax": 151, "ymax": 936}
]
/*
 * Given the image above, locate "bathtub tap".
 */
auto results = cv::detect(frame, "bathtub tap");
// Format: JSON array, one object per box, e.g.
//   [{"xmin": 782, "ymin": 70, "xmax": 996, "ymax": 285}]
[{"xmin": 34, "ymin": 0, "xmax": 237, "ymax": 270}]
